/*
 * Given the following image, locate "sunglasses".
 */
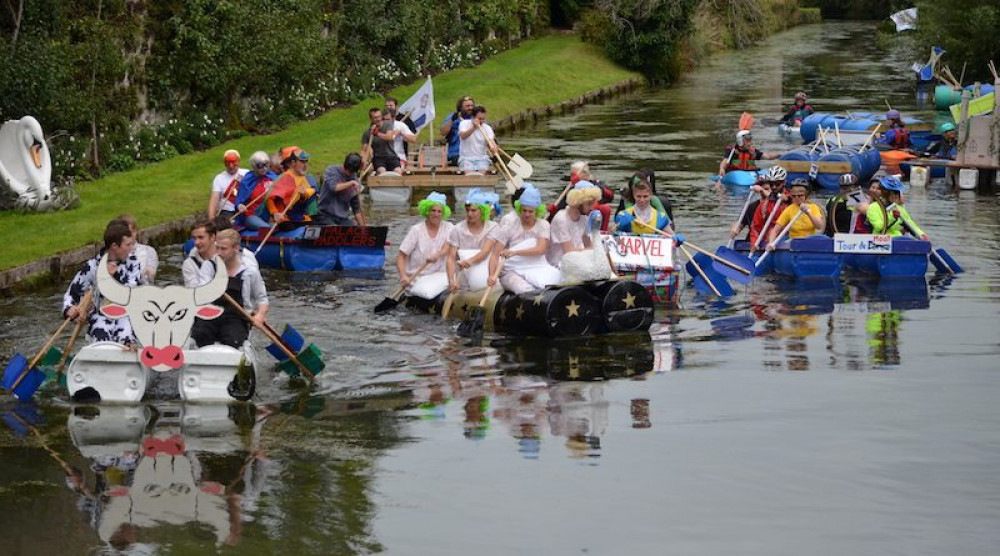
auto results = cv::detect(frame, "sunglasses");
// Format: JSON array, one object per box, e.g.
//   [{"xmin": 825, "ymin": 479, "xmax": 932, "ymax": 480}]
[{"xmin": 253, "ymin": 162, "xmax": 268, "ymax": 169}]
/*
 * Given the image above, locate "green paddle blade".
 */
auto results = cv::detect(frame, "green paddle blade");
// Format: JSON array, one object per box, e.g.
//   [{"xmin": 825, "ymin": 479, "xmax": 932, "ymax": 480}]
[{"xmin": 39, "ymin": 347, "xmax": 63, "ymax": 367}]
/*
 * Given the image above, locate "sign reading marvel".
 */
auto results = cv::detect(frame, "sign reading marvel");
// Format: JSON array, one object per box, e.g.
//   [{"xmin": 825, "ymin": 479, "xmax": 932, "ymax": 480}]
[
  {"xmin": 833, "ymin": 233, "xmax": 892, "ymax": 254},
  {"xmin": 601, "ymin": 233, "xmax": 674, "ymax": 271}
]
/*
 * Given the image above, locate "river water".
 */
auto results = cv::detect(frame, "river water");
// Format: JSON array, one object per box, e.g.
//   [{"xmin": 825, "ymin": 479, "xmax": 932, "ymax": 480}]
[{"xmin": 2, "ymin": 22, "xmax": 999, "ymax": 555}]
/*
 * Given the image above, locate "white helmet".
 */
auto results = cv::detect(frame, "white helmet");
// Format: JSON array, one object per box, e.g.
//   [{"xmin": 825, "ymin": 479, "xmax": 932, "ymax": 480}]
[
  {"xmin": 766, "ymin": 165, "xmax": 787, "ymax": 183},
  {"xmin": 736, "ymin": 130, "xmax": 752, "ymax": 147}
]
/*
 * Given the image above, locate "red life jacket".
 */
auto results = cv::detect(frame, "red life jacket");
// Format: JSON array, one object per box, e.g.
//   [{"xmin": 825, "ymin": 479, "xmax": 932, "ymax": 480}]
[
  {"xmin": 749, "ymin": 198, "xmax": 787, "ymax": 245},
  {"xmin": 889, "ymin": 126, "xmax": 911, "ymax": 149},
  {"xmin": 727, "ymin": 146, "xmax": 758, "ymax": 171}
]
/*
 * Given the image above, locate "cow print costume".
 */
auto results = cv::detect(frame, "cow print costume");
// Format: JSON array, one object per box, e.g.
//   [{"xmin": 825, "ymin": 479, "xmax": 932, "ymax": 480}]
[{"xmin": 62, "ymin": 250, "xmax": 143, "ymax": 344}]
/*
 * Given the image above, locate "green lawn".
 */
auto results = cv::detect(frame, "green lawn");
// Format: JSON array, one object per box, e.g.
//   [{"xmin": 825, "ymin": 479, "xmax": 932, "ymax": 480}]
[{"xmin": 0, "ymin": 35, "xmax": 638, "ymax": 272}]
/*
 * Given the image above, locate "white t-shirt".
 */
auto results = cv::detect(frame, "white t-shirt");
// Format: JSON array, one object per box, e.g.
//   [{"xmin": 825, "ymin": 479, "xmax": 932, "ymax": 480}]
[
  {"xmin": 458, "ymin": 120, "xmax": 495, "ymax": 160},
  {"xmin": 399, "ymin": 221, "xmax": 455, "ymax": 275},
  {"xmin": 547, "ymin": 209, "xmax": 588, "ymax": 266},
  {"xmin": 447, "ymin": 220, "xmax": 497, "ymax": 250},
  {"xmin": 212, "ymin": 168, "xmax": 247, "ymax": 212},
  {"xmin": 392, "ymin": 120, "xmax": 411, "ymax": 162}
]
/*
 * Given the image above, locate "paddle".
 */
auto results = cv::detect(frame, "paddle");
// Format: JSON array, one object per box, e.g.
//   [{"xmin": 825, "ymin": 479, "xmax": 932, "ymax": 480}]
[
  {"xmin": 441, "ymin": 268, "xmax": 463, "ymax": 319},
  {"xmin": 497, "ymin": 147, "xmax": 533, "ymax": 178},
  {"xmin": 751, "ymin": 196, "xmax": 786, "ymax": 255},
  {"xmin": 55, "ymin": 290, "xmax": 93, "ymax": 377},
  {"xmin": 374, "ymin": 260, "xmax": 432, "ymax": 313},
  {"xmin": 223, "ymin": 293, "xmax": 316, "ymax": 383},
  {"xmin": 753, "ymin": 210, "xmax": 805, "ymax": 273},
  {"xmin": 230, "ymin": 189, "xmax": 269, "ymax": 222},
  {"xmin": 727, "ymin": 190, "xmax": 757, "ymax": 249},
  {"xmin": 680, "ymin": 245, "xmax": 730, "ymax": 296},
  {"xmin": 477, "ymin": 126, "xmax": 521, "ymax": 193},
  {"xmin": 458, "ymin": 257, "xmax": 504, "ymax": 338},
  {"xmin": 254, "ymin": 189, "xmax": 300, "ymax": 254},
  {"xmin": 2, "ymin": 311, "xmax": 76, "ymax": 399},
  {"xmin": 899, "ymin": 218, "xmax": 963, "ymax": 274}
]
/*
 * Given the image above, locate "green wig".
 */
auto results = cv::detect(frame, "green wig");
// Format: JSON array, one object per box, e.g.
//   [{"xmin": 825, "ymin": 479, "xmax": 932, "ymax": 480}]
[
  {"xmin": 514, "ymin": 200, "xmax": 547, "ymax": 219},
  {"xmin": 418, "ymin": 194, "xmax": 452, "ymax": 219}
]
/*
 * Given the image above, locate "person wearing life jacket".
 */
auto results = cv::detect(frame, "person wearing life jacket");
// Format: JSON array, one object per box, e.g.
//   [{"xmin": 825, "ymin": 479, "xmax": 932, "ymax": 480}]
[
  {"xmin": 923, "ymin": 122, "xmax": 958, "ymax": 160},
  {"xmin": 234, "ymin": 151, "xmax": 278, "ymax": 230},
  {"xmin": 208, "ymin": 150, "xmax": 246, "ymax": 220},
  {"xmin": 614, "ymin": 180, "xmax": 671, "ymax": 234},
  {"xmin": 864, "ymin": 176, "xmax": 927, "ymax": 239},
  {"xmin": 190, "ymin": 229, "xmax": 269, "ymax": 349},
  {"xmin": 824, "ymin": 173, "xmax": 868, "ymax": 236},
  {"xmin": 767, "ymin": 179, "xmax": 826, "ymax": 248},
  {"xmin": 780, "ymin": 91, "xmax": 814, "ymax": 126},
  {"xmin": 745, "ymin": 166, "xmax": 791, "ymax": 247},
  {"xmin": 719, "ymin": 130, "xmax": 779, "ymax": 175},
  {"xmin": 618, "ymin": 169, "xmax": 674, "ymax": 225},
  {"xmin": 879, "ymin": 109, "xmax": 912, "ymax": 151},
  {"xmin": 266, "ymin": 148, "xmax": 317, "ymax": 226}
]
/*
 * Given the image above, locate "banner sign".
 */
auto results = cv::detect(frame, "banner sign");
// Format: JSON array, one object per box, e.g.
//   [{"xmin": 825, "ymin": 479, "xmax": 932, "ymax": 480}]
[
  {"xmin": 303, "ymin": 226, "xmax": 387, "ymax": 248},
  {"xmin": 601, "ymin": 233, "xmax": 674, "ymax": 271},
  {"xmin": 833, "ymin": 233, "xmax": 892, "ymax": 254}
]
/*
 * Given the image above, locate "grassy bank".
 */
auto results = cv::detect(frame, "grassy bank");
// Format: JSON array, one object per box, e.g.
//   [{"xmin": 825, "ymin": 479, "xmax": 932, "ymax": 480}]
[
  {"xmin": 686, "ymin": 0, "xmax": 819, "ymax": 63},
  {"xmin": 0, "ymin": 35, "xmax": 638, "ymax": 272}
]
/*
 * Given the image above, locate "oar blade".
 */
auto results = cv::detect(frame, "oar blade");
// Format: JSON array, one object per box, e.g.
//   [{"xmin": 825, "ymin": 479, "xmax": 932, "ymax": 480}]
[
  {"xmin": 712, "ymin": 247, "xmax": 754, "ymax": 285},
  {"xmin": 374, "ymin": 296, "xmax": 401, "ymax": 313},
  {"xmin": 695, "ymin": 253, "xmax": 736, "ymax": 296},
  {"xmin": 934, "ymin": 248, "xmax": 963, "ymax": 273},
  {"xmin": 506, "ymin": 154, "xmax": 533, "ymax": 178},
  {"xmin": 2, "ymin": 354, "xmax": 29, "ymax": 390},
  {"xmin": 686, "ymin": 260, "xmax": 734, "ymax": 297},
  {"xmin": 458, "ymin": 307, "xmax": 485, "ymax": 338},
  {"xmin": 1, "ymin": 355, "xmax": 46, "ymax": 400}
]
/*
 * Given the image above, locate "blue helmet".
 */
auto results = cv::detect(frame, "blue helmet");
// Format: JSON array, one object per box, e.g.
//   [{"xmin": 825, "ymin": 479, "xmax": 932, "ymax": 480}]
[{"xmin": 878, "ymin": 176, "xmax": 905, "ymax": 192}]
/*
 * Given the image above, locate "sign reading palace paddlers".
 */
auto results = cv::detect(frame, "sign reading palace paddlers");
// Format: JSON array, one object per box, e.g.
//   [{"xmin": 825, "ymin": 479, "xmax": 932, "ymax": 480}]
[
  {"xmin": 601, "ymin": 233, "xmax": 675, "ymax": 271},
  {"xmin": 833, "ymin": 233, "xmax": 892, "ymax": 254}
]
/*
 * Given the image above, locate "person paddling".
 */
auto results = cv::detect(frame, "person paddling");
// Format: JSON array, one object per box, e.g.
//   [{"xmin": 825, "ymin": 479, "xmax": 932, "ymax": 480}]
[
  {"xmin": 614, "ymin": 180, "xmax": 671, "ymax": 234},
  {"xmin": 766, "ymin": 178, "xmax": 825, "ymax": 249},
  {"xmin": 737, "ymin": 166, "xmax": 789, "ymax": 248},
  {"xmin": 923, "ymin": 123, "xmax": 958, "ymax": 160},
  {"xmin": 865, "ymin": 176, "xmax": 928, "ymax": 239},
  {"xmin": 446, "ymin": 189, "xmax": 498, "ymax": 292},
  {"xmin": 234, "ymin": 151, "xmax": 278, "ymax": 230},
  {"xmin": 719, "ymin": 130, "xmax": 779, "ymax": 176},
  {"xmin": 824, "ymin": 173, "xmax": 866, "ymax": 236},
  {"xmin": 487, "ymin": 184, "xmax": 557, "ymax": 294},
  {"xmin": 266, "ymin": 149, "xmax": 317, "ymax": 226},
  {"xmin": 879, "ymin": 110, "xmax": 913, "ymax": 152},
  {"xmin": 397, "ymin": 192, "xmax": 454, "ymax": 294},
  {"xmin": 779, "ymin": 91, "xmax": 813, "ymax": 127},
  {"xmin": 548, "ymin": 181, "xmax": 601, "ymax": 266}
]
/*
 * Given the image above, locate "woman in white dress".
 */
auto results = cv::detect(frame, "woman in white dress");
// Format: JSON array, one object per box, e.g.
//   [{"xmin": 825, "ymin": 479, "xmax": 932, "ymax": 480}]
[
  {"xmin": 396, "ymin": 192, "xmax": 455, "ymax": 299},
  {"xmin": 487, "ymin": 184, "xmax": 560, "ymax": 294},
  {"xmin": 446, "ymin": 188, "xmax": 499, "ymax": 292}
]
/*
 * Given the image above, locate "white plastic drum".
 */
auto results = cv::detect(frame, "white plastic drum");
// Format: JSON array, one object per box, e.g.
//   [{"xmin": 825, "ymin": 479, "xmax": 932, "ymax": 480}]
[
  {"xmin": 67, "ymin": 342, "xmax": 148, "ymax": 403},
  {"xmin": 67, "ymin": 404, "xmax": 152, "ymax": 459},
  {"xmin": 178, "ymin": 342, "xmax": 257, "ymax": 402}
]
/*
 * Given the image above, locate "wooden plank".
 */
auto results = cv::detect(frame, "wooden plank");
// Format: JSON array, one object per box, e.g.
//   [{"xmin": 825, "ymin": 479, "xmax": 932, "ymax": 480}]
[
  {"xmin": 777, "ymin": 160, "xmax": 853, "ymax": 173},
  {"xmin": 366, "ymin": 174, "xmax": 502, "ymax": 188}
]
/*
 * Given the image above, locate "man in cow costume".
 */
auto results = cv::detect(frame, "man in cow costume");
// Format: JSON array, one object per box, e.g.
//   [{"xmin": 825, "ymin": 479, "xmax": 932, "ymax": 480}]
[{"xmin": 63, "ymin": 220, "xmax": 143, "ymax": 345}]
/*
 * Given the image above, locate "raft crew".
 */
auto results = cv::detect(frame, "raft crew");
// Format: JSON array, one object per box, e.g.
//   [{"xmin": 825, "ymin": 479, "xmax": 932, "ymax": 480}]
[
  {"xmin": 549, "ymin": 161, "xmax": 613, "ymax": 230},
  {"xmin": 441, "ymin": 96, "xmax": 475, "ymax": 166},
  {"xmin": 316, "ymin": 152, "xmax": 367, "ymax": 226},
  {"xmin": 364, "ymin": 114, "xmax": 405, "ymax": 175},
  {"xmin": 865, "ymin": 176, "xmax": 927, "ymax": 239},
  {"xmin": 384, "ymin": 97, "xmax": 419, "ymax": 167},
  {"xmin": 458, "ymin": 105, "xmax": 498, "ymax": 174},
  {"xmin": 397, "ymin": 192, "xmax": 455, "ymax": 299},
  {"xmin": 447, "ymin": 188, "xmax": 499, "ymax": 292},
  {"xmin": 488, "ymin": 184, "xmax": 560, "ymax": 294},
  {"xmin": 880, "ymin": 109, "xmax": 912, "ymax": 151},
  {"xmin": 548, "ymin": 181, "xmax": 601, "ymax": 266},
  {"xmin": 823, "ymin": 173, "xmax": 866, "ymax": 236},
  {"xmin": 767, "ymin": 178, "xmax": 825, "ymax": 248},
  {"xmin": 117, "ymin": 214, "xmax": 158, "ymax": 285},
  {"xmin": 614, "ymin": 179, "xmax": 671, "ymax": 235},
  {"xmin": 234, "ymin": 151, "xmax": 278, "ymax": 230},
  {"xmin": 209, "ymin": 149, "xmax": 246, "ymax": 220},
  {"xmin": 719, "ymin": 130, "xmax": 779, "ymax": 176},
  {"xmin": 266, "ymin": 148, "xmax": 316, "ymax": 225},
  {"xmin": 731, "ymin": 169, "xmax": 779, "ymax": 245},
  {"xmin": 780, "ymin": 91, "xmax": 814, "ymax": 126},
  {"xmin": 62, "ymin": 219, "xmax": 142, "ymax": 345},
  {"xmin": 924, "ymin": 122, "xmax": 957, "ymax": 159},
  {"xmin": 191, "ymin": 229, "xmax": 269, "ymax": 349}
]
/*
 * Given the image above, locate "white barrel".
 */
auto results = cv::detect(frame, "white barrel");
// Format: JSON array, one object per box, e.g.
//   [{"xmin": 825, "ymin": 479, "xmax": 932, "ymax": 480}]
[{"xmin": 958, "ymin": 168, "xmax": 979, "ymax": 190}]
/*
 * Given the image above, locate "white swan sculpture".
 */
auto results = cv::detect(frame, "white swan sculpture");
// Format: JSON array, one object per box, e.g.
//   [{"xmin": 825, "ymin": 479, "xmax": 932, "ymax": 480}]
[
  {"xmin": 0, "ymin": 115, "xmax": 74, "ymax": 211},
  {"xmin": 559, "ymin": 210, "xmax": 616, "ymax": 284}
]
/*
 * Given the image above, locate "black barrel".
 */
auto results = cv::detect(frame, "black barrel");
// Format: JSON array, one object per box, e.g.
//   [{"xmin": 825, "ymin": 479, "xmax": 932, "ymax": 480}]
[
  {"xmin": 494, "ymin": 286, "xmax": 600, "ymax": 338},
  {"xmin": 585, "ymin": 280, "xmax": 654, "ymax": 333},
  {"xmin": 402, "ymin": 291, "xmax": 448, "ymax": 315},
  {"xmin": 492, "ymin": 333, "xmax": 654, "ymax": 380}
]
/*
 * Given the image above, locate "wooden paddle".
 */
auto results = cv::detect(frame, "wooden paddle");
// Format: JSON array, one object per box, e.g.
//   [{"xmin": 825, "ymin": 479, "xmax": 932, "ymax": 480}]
[
  {"xmin": 230, "ymin": 189, "xmax": 269, "ymax": 222},
  {"xmin": 4, "ymin": 313, "xmax": 75, "ymax": 396},
  {"xmin": 680, "ymin": 245, "xmax": 723, "ymax": 297},
  {"xmin": 223, "ymin": 293, "xmax": 316, "ymax": 383},
  {"xmin": 254, "ymin": 189, "xmax": 300, "ymax": 254},
  {"xmin": 754, "ymin": 210, "xmax": 805, "ymax": 270},
  {"xmin": 374, "ymin": 260, "xmax": 432, "ymax": 313},
  {"xmin": 441, "ymin": 267, "xmax": 464, "ymax": 319},
  {"xmin": 55, "ymin": 290, "xmax": 93, "ymax": 375},
  {"xmin": 727, "ymin": 189, "xmax": 757, "ymax": 248},
  {"xmin": 458, "ymin": 257, "xmax": 504, "ymax": 338}
]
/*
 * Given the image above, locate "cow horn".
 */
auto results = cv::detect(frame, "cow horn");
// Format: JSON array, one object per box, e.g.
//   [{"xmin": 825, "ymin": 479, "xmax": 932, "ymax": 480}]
[
  {"xmin": 96, "ymin": 253, "xmax": 132, "ymax": 305},
  {"xmin": 194, "ymin": 256, "xmax": 229, "ymax": 305}
]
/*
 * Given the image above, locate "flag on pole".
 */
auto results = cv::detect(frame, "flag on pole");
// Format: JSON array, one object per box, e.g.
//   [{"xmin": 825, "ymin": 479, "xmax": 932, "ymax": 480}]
[
  {"xmin": 398, "ymin": 76, "xmax": 435, "ymax": 132},
  {"xmin": 889, "ymin": 8, "xmax": 918, "ymax": 32}
]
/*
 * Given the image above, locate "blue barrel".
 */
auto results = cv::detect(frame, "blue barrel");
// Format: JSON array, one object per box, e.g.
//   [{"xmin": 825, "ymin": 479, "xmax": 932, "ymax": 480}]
[
  {"xmin": 816, "ymin": 152, "xmax": 863, "ymax": 189},
  {"xmin": 800, "ymin": 114, "xmax": 833, "ymax": 142},
  {"xmin": 779, "ymin": 148, "xmax": 818, "ymax": 184},
  {"xmin": 773, "ymin": 236, "xmax": 843, "ymax": 280}
]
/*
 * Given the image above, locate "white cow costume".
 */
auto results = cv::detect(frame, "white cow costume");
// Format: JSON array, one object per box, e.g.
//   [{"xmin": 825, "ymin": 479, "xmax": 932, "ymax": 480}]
[{"xmin": 63, "ymin": 250, "xmax": 143, "ymax": 345}]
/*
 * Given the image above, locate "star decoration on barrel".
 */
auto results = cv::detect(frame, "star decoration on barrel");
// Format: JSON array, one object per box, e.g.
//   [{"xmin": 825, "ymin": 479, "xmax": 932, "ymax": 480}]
[
  {"xmin": 533, "ymin": 293, "xmax": 544, "ymax": 306},
  {"xmin": 515, "ymin": 303, "xmax": 525, "ymax": 321},
  {"xmin": 622, "ymin": 292, "xmax": 637, "ymax": 309},
  {"xmin": 566, "ymin": 300, "xmax": 581, "ymax": 318}
]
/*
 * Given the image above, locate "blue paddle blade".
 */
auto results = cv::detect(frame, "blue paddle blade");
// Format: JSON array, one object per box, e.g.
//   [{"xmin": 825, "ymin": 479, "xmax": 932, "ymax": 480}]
[
  {"xmin": 712, "ymin": 246, "xmax": 754, "ymax": 285},
  {"xmin": 2, "ymin": 354, "xmax": 29, "ymax": 391},
  {"xmin": 11, "ymin": 368, "xmax": 45, "ymax": 400},
  {"xmin": 687, "ymin": 257, "xmax": 735, "ymax": 297},
  {"xmin": 934, "ymin": 248, "xmax": 963, "ymax": 273},
  {"xmin": 688, "ymin": 268, "xmax": 715, "ymax": 296}
]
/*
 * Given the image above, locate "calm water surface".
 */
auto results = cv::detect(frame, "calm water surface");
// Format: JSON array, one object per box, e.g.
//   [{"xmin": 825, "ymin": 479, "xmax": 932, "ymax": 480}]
[{"xmin": 2, "ymin": 22, "xmax": 999, "ymax": 555}]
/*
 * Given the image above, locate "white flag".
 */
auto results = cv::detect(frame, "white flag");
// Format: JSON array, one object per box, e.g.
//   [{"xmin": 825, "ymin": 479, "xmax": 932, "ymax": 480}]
[
  {"xmin": 889, "ymin": 8, "xmax": 918, "ymax": 32},
  {"xmin": 398, "ymin": 76, "xmax": 435, "ymax": 132}
]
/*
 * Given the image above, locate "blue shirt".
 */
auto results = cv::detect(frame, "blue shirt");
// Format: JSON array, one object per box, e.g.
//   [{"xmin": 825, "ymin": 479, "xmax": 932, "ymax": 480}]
[{"xmin": 444, "ymin": 112, "xmax": 471, "ymax": 160}]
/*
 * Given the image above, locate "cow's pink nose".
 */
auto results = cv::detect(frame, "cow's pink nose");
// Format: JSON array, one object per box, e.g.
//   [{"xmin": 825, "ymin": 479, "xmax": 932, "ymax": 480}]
[{"xmin": 140, "ymin": 345, "xmax": 185, "ymax": 369}]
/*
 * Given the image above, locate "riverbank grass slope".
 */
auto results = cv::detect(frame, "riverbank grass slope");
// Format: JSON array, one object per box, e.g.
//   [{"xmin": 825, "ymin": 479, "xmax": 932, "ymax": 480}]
[{"xmin": 0, "ymin": 35, "xmax": 638, "ymax": 272}]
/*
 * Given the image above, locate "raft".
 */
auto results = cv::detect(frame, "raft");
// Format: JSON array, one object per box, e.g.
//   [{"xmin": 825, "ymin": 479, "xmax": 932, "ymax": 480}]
[
  {"xmin": 732, "ymin": 235, "xmax": 931, "ymax": 280},
  {"xmin": 241, "ymin": 225, "xmax": 387, "ymax": 271},
  {"xmin": 403, "ymin": 279, "xmax": 655, "ymax": 338},
  {"xmin": 366, "ymin": 169, "xmax": 502, "ymax": 205},
  {"xmin": 65, "ymin": 341, "xmax": 259, "ymax": 403},
  {"xmin": 778, "ymin": 146, "xmax": 881, "ymax": 189},
  {"xmin": 799, "ymin": 113, "xmax": 938, "ymax": 152},
  {"xmin": 934, "ymin": 84, "xmax": 996, "ymax": 111}
]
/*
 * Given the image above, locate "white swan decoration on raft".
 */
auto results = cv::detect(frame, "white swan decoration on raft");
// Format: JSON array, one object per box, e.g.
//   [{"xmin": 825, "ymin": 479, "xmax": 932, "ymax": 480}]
[
  {"xmin": 0, "ymin": 115, "xmax": 77, "ymax": 211},
  {"xmin": 559, "ymin": 210, "xmax": 616, "ymax": 284}
]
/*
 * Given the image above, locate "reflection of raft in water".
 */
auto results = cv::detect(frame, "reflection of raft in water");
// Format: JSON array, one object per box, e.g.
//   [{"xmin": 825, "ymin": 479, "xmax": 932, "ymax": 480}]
[
  {"xmin": 403, "ymin": 279, "xmax": 655, "ymax": 337},
  {"xmin": 491, "ymin": 333, "xmax": 658, "ymax": 380}
]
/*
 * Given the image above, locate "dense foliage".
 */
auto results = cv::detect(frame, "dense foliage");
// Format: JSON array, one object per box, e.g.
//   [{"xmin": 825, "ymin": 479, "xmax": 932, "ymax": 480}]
[
  {"xmin": 914, "ymin": 0, "xmax": 999, "ymax": 83},
  {"xmin": 0, "ymin": 0, "xmax": 547, "ymax": 181}
]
